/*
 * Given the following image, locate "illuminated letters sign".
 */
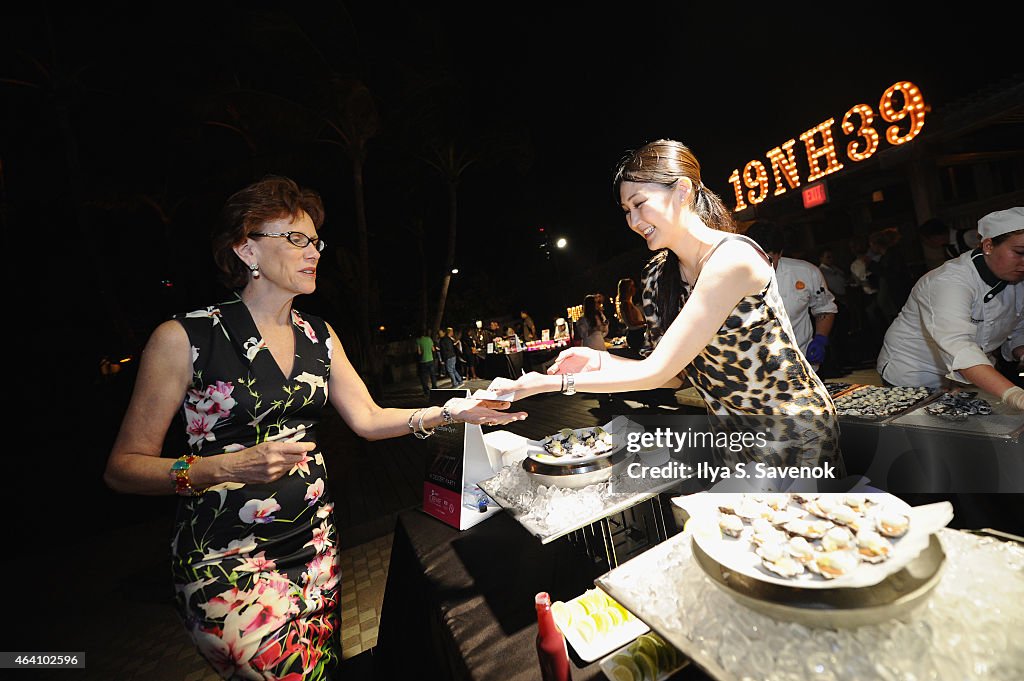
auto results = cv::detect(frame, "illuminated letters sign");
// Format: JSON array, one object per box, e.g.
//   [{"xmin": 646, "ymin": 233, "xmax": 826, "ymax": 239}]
[{"xmin": 728, "ymin": 81, "xmax": 927, "ymax": 212}]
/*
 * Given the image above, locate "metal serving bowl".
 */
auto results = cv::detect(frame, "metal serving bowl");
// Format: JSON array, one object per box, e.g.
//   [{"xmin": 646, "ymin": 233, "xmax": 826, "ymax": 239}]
[
  {"xmin": 691, "ymin": 533, "xmax": 946, "ymax": 628},
  {"xmin": 522, "ymin": 450, "xmax": 636, "ymax": 489}
]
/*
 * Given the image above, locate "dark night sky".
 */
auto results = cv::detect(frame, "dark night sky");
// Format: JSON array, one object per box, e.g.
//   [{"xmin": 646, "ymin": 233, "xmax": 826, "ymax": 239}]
[{"xmin": 3, "ymin": 2, "xmax": 1021, "ymax": 368}]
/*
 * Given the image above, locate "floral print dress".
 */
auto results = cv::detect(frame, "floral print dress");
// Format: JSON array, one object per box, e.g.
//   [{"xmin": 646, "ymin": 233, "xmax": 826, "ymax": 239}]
[{"xmin": 170, "ymin": 298, "xmax": 339, "ymax": 680}]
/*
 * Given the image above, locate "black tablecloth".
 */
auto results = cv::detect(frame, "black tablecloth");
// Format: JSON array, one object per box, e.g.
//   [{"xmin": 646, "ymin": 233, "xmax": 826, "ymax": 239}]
[
  {"xmin": 477, "ymin": 352, "xmax": 525, "ymax": 380},
  {"xmin": 374, "ymin": 509, "xmax": 711, "ymax": 681}
]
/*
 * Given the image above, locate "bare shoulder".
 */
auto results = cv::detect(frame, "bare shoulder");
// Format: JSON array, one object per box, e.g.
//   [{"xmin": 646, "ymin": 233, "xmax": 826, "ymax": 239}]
[
  {"xmin": 147, "ymin": 319, "xmax": 189, "ymax": 352},
  {"xmin": 702, "ymin": 238, "xmax": 771, "ymax": 291},
  {"xmin": 138, "ymin": 320, "xmax": 192, "ymax": 375}
]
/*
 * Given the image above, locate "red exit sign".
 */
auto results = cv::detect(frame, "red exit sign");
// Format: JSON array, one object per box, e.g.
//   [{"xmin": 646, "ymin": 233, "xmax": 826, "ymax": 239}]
[{"xmin": 802, "ymin": 181, "xmax": 829, "ymax": 209}]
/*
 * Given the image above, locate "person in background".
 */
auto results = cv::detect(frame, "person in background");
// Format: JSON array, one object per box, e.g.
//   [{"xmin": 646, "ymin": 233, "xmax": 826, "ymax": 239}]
[
  {"xmin": 744, "ymin": 220, "xmax": 837, "ymax": 369},
  {"xmin": 439, "ymin": 327, "xmax": 463, "ymax": 388},
  {"xmin": 452, "ymin": 328, "xmax": 469, "ymax": 384},
  {"xmin": 462, "ymin": 326, "xmax": 479, "ymax": 380},
  {"xmin": 574, "ymin": 294, "xmax": 609, "ymax": 350},
  {"xmin": 520, "ymin": 310, "xmax": 537, "ymax": 342},
  {"xmin": 486, "ymin": 320, "xmax": 502, "ymax": 347},
  {"xmin": 877, "ymin": 206, "xmax": 1024, "ymax": 408},
  {"xmin": 103, "ymin": 176, "xmax": 521, "ymax": 680},
  {"xmin": 918, "ymin": 217, "xmax": 982, "ymax": 273},
  {"xmin": 416, "ymin": 327, "xmax": 439, "ymax": 396},
  {"xmin": 870, "ymin": 227, "xmax": 914, "ymax": 327},
  {"xmin": 616, "ymin": 277, "xmax": 647, "ymax": 354},
  {"xmin": 553, "ymin": 317, "xmax": 570, "ymax": 341},
  {"xmin": 848, "ymin": 235, "xmax": 885, "ymax": 356},
  {"xmin": 818, "ymin": 248, "xmax": 852, "ymax": 375},
  {"xmin": 818, "ymin": 248, "xmax": 848, "ymax": 302}
]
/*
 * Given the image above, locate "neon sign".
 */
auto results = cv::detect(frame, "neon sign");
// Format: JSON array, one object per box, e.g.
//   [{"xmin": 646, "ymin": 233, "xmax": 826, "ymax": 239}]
[{"xmin": 728, "ymin": 81, "xmax": 927, "ymax": 212}]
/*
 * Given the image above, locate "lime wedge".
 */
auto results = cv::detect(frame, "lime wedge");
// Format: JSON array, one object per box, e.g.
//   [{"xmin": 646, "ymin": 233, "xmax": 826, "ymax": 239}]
[
  {"xmin": 611, "ymin": 655, "xmax": 641, "ymax": 681},
  {"xmin": 610, "ymin": 665, "xmax": 635, "ymax": 681},
  {"xmin": 574, "ymin": 617, "xmax": 596, "ymax": 644},
  {"xmin": 566, "ymin": 600, "xmax": 587, "ymax": 623},
  {"xmin": 607, "ymin": 606, "xmax": 624, "ymax": 627},
  {"xmin": 591, "ymin": 610, "xmax": 613, "ymax": 635},
  {"xmin": 654, "ymin": 638, "xmax": 673, "ymax": 673},
  {"xmin": 581, "ymin": 589, "xmax": 606, "ymax": 613},
  {"xmin": 550, "ymin": 601, "xmax": 571, "ymax": 630},
  {"xmin": 633, "ymin": 651, "xmax": 658, "ymax": 681},
  {"xmin": 633, "ymin": 636, "xmax": 659, "ymax": 664}
]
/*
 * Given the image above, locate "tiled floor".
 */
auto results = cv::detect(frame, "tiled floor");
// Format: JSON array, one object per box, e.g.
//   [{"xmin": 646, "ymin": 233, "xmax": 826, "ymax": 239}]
[
  {"xmin": 43, "ymin": 522, "xmax": 392, "ymax": 680},
  {"xmin": 338, "ymin": 533, "xmax": 392, "ymax": 659}
]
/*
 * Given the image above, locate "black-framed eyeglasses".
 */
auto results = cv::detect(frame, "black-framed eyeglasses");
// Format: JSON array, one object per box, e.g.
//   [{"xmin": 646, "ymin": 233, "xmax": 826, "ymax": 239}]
[{"xmin": 250, "ymin": 231, "xmax": 325, "ymax": 252}]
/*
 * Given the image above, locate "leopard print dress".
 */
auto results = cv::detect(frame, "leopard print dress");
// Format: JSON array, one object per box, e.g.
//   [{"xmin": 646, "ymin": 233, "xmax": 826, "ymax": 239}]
[{"xmin": 640, "ymin": 235, "xmax": 843, "ymax": 474}]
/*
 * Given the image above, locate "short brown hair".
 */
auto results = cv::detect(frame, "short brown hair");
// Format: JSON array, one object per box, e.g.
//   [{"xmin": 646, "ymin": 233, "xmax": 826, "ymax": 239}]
[{"xmin": 212, "ymin": 175, "xmax": 325, "ymax": 289}]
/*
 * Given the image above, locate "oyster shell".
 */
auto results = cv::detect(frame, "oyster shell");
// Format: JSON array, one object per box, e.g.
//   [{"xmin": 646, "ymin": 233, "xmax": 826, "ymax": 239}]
[
  {"xmin": 856, "ymin": 529, "xmax": 893, "ymax": 563},
  {"xmin": 762, "ymin": 555, "xmax": 805, "ymax": 578},
  {"xmin": 875, "ymin": 508, "xmax": 909, "ymax": 538},
  {"xmin": 810, "ymin": 550, "xmax": 859, "ymax": 579},
  {"xmin": 719, "ymin": 513, "xmax": 745, "ymax": 538}
]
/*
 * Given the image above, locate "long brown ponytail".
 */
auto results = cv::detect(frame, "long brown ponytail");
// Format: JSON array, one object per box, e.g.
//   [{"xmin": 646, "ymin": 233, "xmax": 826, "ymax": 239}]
[{"xmin": 613, "ymin": 139, "xmax": 735, "ymax": 331}]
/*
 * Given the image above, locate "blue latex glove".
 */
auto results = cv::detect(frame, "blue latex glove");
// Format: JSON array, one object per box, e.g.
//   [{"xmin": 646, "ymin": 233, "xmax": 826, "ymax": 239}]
[{"xmin": 806, "ymin": 334, "xmax": 829, "ymax": 365}]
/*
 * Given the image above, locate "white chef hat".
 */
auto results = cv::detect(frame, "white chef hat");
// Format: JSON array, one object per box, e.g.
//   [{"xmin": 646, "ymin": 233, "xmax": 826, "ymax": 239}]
[{"xmin": 977, "ymin": 207, "xmax": 1024, "ymax": 239}]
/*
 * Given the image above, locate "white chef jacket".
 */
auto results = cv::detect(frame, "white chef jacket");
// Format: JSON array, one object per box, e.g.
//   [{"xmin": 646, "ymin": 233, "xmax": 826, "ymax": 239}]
[
  {"xmin": 877, "ymin": 250, "xmax": 1024, "ymax": 388},
  {"xmin": 775, "ymin": 257, "xmax": 839, "ymax": 353}
]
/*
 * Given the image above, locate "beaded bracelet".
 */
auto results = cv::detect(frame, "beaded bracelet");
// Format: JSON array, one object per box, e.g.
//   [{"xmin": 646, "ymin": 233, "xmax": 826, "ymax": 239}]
[{"xmin": 170, "ymin": 454, "xmax": 203, "ymax": 496}]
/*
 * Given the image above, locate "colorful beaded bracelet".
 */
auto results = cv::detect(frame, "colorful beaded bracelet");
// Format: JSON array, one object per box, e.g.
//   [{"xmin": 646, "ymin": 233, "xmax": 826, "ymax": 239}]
[{"xmin": 171, "ymin": 454, "xmax": 203, "ymax": 496}]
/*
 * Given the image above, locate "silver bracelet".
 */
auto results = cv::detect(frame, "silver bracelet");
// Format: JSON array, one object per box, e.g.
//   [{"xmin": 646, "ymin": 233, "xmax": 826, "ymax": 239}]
[
  {"xmin": 415, "ymin": 408, "xmax": 435, "ymax": 439},
  {"xmin": 441, "ymin": 401, "xmax": 455, "ymax": 426},
  {"xmin": 562, "ymin": 373, "xmax": 576, "ymax": 395}
]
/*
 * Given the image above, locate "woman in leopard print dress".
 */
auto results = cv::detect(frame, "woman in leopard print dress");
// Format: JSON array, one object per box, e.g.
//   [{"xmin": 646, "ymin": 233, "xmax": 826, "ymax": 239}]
[{"xmin": 490, "ymin": 139, "xmax": 843, "ymax": 476}]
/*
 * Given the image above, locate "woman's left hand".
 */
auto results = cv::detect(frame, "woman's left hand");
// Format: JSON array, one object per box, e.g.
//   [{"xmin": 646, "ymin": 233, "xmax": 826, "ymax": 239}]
[
  {"xmin": 487, "ymin": 372, "xmax": 560, "ymax": 401},
  {"xmin": 446, "ymin": 398, "xmax": 528, "ymax": 426}
]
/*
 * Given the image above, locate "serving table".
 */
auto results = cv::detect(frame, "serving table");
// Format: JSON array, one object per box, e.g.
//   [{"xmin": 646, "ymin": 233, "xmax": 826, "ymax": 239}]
[{"xmin": 595, "ymin": 524, "xmax": 1024, "ymax": 681}]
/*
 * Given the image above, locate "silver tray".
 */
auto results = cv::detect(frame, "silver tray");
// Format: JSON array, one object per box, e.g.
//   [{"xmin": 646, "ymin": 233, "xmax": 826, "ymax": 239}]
[
  {"xmin": 835, "ymin": 385, "xmax": 941, "ymax": 424},
  {"xmin": 522, "ymin": 450, "xmax": 635, "ymax": 489},
  {"xmin": 691, "ymin": 533, "xmax": 946, "ymax": 628}
]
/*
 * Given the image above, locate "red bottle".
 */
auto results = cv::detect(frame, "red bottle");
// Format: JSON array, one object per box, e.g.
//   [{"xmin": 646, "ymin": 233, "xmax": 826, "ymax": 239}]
[{"xmin": 535, "ymin": 592, "xmax": 573, "ymax": 681}]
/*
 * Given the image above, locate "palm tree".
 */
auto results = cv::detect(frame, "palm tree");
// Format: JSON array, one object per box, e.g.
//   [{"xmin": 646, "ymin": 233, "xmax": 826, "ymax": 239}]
[
  {"xmin": 423, "ymin": 140, "xmax": 475, "ymax": 336},
  {"xmin": 316, "ymin": 75, "xmax": 381, "ymax": 386},
  {"xmin": 1, "ymin": 14, "xmax": 135, "ymax": 353}
]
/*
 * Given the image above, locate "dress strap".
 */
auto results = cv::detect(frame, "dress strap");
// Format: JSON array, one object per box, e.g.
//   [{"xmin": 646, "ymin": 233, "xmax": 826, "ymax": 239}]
[{"xmin": 703, "ymin": 233, "xmax": 772, "ymax": 267}]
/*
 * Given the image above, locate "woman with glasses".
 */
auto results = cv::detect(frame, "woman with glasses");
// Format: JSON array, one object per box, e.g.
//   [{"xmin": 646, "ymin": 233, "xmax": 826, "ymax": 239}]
[{"xmin": 104, "ymin": 175, "xmax": 524, "ymax": 679}]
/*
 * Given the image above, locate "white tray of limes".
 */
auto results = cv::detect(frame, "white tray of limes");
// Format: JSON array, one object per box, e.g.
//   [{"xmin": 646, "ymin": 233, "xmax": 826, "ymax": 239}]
[
  {"xmin": 551, "ymin": 587, "xmax": 649, "ymax": 663},
  {"xmin": 599, "ymin": 631, "xmax": 688, "ymax": 681}
]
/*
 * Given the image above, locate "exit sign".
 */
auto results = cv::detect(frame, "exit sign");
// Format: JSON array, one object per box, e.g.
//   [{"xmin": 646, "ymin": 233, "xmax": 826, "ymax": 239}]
[{"xmin": 802, "ymin": 181, "xmax": 828, "ymax": 209}]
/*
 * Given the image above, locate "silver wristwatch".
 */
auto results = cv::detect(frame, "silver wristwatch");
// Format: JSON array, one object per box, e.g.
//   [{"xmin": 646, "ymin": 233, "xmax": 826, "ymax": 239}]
[{"xmin": 562, "ymin": 373, "xmax": 576, "ymax": 395}]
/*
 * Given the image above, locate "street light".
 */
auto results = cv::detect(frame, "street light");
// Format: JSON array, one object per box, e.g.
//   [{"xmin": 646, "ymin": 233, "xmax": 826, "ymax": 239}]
[
  {"xmin": 451, "ymin": 268, "xmax": 459, "ymax": 274},
  {"xmin": 555, "ymin": 237, "xmax": 567, "ymax": 249}
]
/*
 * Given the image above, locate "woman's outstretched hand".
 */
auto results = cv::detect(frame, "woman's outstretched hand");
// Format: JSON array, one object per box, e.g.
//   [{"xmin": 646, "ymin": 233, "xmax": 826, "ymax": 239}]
[
  {"xmin": 546, "ymin": 347, "xmax": 605, "ymax": 375},
  {"xmin": 487, "ymin": 373, "xmax": 560, "ymax": 402},
  {"xmin": 446, "ymin": 398, "xmax": 528, "ymax": 426}
]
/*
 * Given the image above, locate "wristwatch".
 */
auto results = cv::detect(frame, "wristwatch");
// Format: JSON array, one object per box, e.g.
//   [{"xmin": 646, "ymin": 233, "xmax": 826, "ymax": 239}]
[{"xmin": 562, "ymin": 373, "xmax": 576, "ymax": 396}]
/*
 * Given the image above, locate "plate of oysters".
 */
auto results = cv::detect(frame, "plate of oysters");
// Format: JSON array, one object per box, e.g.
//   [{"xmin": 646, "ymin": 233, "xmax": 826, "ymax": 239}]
[
  {"xmin": 676, "ymin": 491, "xmax": 953, "ymax": 590},
  {"xmin": 526, "ymin": 417, "xmax": 637, "ymax": 466},
  {"xmin": 527, "ymin": 426, "xmax": 620, "ymax": 465}
]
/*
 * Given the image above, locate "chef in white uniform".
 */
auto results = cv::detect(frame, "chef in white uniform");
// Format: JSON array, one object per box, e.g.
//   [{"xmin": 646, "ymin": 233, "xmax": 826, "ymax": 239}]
[
  {"xmin": 877, "ymin": 207, "xmax": 1024, "ymax": 410},
  {"xmin": 744, "ymin": 221, "xmax": 838, "ymax": 366}
]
